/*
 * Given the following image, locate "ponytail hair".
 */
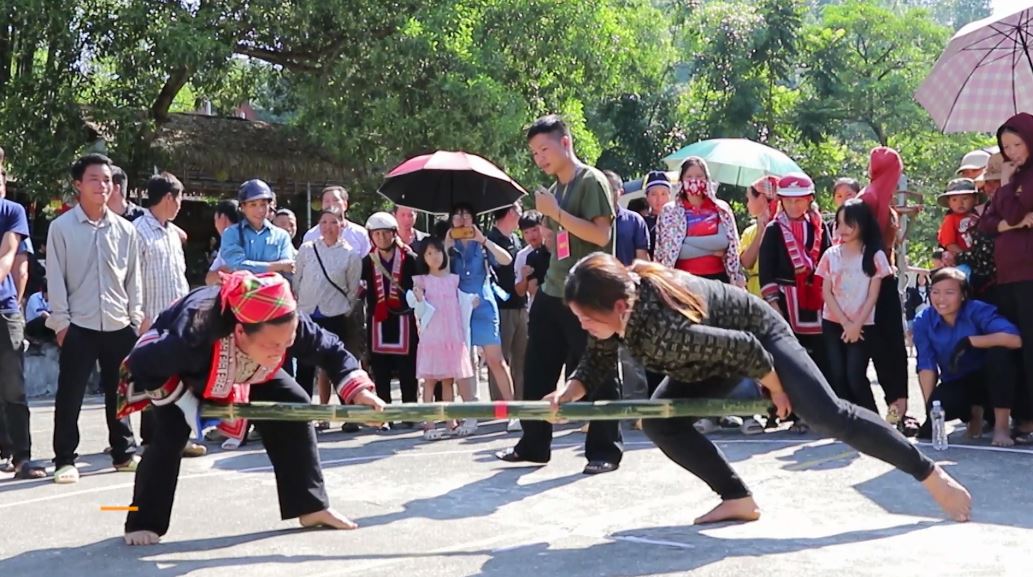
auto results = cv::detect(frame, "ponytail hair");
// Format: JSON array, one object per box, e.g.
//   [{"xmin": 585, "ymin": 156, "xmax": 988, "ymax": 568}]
[{"xmin": 564, "ymin": 253, "xmax": 707, "ymax": 323}]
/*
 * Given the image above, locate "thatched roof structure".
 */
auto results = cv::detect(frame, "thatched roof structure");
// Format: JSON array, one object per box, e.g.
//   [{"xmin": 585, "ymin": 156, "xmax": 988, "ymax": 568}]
[
  {"xmin": 86, "ymin": 112, "xmax": 349, "ymax": 197},
  {"xmin": 152, "ymin": 113, "xmax": 347, "ymax": 184}
]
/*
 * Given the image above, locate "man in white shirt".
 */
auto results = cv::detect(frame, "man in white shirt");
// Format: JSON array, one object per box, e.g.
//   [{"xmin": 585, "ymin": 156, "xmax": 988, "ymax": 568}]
[
  {"xmin": 302, "ymin": 186, "xmax": 370, "ymax": 255},
  {"xmin": 47, "ymin": 153, "xmax": 143, "ymax": 483}
]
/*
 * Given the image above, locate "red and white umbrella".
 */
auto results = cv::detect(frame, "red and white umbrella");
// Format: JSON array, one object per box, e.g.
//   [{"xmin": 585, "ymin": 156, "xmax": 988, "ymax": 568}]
[{"xmin": 916, "ymin": 3, "xmax": 1033, "ymax": 132}]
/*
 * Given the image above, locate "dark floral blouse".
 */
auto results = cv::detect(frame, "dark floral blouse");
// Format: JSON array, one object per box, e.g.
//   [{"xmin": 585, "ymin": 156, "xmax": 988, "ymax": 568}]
[{"xmin": 571, "ymin": 272, "xmax": 783, "ymax": 392}]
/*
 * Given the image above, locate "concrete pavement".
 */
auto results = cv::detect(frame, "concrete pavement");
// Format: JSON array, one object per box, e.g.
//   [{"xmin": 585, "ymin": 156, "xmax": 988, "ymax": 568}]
[{"xmin": 1, "ymin": 394, "xmax": 1031, "ymax": 577}]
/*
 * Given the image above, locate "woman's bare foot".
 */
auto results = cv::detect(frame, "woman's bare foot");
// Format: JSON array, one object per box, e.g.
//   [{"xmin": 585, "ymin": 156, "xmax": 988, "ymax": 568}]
[
  {"xmin": 965, "ymin": 420, "xmax": 983, "ymax": 439},
  {"xmin": 922, "ymin": 465, "xmax": 972, "ymax": 522},
  {"xmin": 992, "ymin": 428, "xmax": 1015, "ymax": 447},
  {"xmin": 124, "ymin": 530, "xmax": 160, "ymax": 546},
  {"xmin": 299, "ymin": 508, "xmax": 358, "ymax": 530},
  {"xmin": 694, "ymin": 497, "xmax": 761, "ymax": 525},
  {"xmin": 965, "ymin": 407, "xmax": 984, "ymax": 439}
]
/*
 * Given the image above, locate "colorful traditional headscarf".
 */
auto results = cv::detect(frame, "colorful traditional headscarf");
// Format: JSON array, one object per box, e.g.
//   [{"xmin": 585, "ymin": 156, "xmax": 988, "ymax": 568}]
[
  {"xmin": 751, "ymin": 175, "xmax": 780, "ymax": 217},
  {"xmin": 219, "ymin": 271, "xmax": 297, "ymax": 324}
]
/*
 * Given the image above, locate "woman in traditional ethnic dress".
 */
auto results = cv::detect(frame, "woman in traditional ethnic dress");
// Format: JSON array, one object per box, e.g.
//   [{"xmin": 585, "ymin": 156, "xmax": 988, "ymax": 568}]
[
  {"xmin": 547, "ymin": 252, "xmax": 972, "ymax": 525},
  {"xmin": 118, "ymin": 271, "xmax": 385, "ymax": 545}
]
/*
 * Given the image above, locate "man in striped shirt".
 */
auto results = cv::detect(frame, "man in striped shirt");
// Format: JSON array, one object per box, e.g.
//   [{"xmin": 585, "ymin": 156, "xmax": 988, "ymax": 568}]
[
  {"xmin": 134, "ymin": 172, "xmax": 204, "ymax": 458},
  {"xmin": 135, "ymin": 173, "xmax": 189, "ymax": 333}
]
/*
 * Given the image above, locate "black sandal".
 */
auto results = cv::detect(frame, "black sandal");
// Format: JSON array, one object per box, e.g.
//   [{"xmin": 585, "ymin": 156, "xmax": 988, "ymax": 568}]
[
  {"xmin": 1012, "ymin": 431, "xmax": 1033, "ymax": 445},
  {"xmin": 13, "ymin": 461, "xmax": 46, "ymax": 480},
  {"xmin": 583, "ymin": 461, "xmax": 619, "ymax": 475},
  {"xmin": 897, "ymin": 415, "xmax": 921, "ymax": 438}
]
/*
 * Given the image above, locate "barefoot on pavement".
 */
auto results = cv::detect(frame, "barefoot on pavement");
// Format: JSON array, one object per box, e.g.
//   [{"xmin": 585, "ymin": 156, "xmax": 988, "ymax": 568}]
[
  {"xmin": 299, "ymin": 508, "xmax": 358, "ymax": 530},
  {"xmin": 124, "ymin": 531, "xmax": 160, "ymax": 546},
  {"xmin": 922, "ymin": 464, "xmax": 972, "ymax": 522},
  {"xmin": 693, "ymin": 496, "xmax": 761, "ymax": 525},
  {"xmin": 991, "ymin": 428, "xmax": 1015, "ymax": 447}
]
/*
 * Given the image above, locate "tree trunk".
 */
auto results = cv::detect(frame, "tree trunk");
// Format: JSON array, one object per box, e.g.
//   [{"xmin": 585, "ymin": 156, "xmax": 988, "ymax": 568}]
[
  {"xmin": 150, "ymin": 66, "xmax": 191, "ymax": 125},
  {"xmin": 0, "ymin": 11, "xmax": 12, "ymax": 90}
]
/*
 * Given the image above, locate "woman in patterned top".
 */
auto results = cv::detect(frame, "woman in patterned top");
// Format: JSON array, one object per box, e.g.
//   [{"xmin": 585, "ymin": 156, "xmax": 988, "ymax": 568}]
[{"xmin": 547, "ymin": 252, "xmax": 972, "ymax": 524}]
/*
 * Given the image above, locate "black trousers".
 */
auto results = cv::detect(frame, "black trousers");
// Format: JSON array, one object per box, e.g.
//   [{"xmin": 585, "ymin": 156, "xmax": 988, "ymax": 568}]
[
  {"xmin": 918, "ymin": 347, "xmax": 1016, "ymax": 437},
  {"xmin": 369, "ymin": 351, "xmax": 418, "ymax": 404},
  {"xmin": 642, "ymin": 327, "xmax": 936, "ymax": 501},
  {"xmin": 822, "ymin": 320, "xmax": 876, "ymax": 412},
  {"xmin": 868, "ymin": 276, "xmax": 909, "ymax": 404},
  {"xmin": 0, "ymin": 311, "xmax": 31, "ymax": 465},
  {"xmin": 994, "ymin": 281, "xmax": 1033, "ymax": 420},
  {"xmin": 296, "ymin": 314, "xmax": 349, "ymax": 398},
  {"xmin": 514, "ymin": 293, "xmax": 623, "ymax": 464},
  {"xmin": 24, "ymin": 316, "xmax": 54, "ymax": 342},
  {"xmin": 53, "ymin": 325, "xmax": 138, "ymax": 468},
  {"xmin": 126, "ymin": 370, "xmax": 329, "ymax": 536}
]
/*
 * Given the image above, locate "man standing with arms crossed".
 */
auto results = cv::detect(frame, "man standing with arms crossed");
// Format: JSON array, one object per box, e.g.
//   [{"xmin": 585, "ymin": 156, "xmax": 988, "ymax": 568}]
[{"xmin": 496, "ymin": 115, "xmax": 622, "ymax": 474}]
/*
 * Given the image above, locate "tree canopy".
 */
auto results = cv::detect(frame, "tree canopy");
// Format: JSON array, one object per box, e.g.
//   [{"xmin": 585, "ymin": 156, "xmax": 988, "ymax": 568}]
[{"xmin": 0, "ymin": 0, "xmax": 1000, "ymax": 264}]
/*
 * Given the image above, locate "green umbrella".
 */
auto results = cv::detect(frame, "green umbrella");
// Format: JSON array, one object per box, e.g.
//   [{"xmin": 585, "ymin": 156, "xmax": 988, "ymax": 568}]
[{"xmin": 662, "ymin": 138, "xmax": 802, "ymax": 187}]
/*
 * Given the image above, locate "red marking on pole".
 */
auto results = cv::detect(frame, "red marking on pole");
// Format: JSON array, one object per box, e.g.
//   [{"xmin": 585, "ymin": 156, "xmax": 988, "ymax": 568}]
[{"xmin": 494, "ymin": 403, "xmax": 508, "ymax": 419}]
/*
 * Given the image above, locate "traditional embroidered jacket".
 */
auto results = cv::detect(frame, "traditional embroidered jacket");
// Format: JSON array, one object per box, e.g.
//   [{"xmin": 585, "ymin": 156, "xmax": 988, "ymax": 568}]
[
  {"xmin": 116, "ymin": 285, "xmax": 371, "ymax": 422},
  {"xmin": 361, "ymin": 247, "xmax": 417, "ymax": 356},
  {"xmin": 758, "ymin": 214, "xmax": 831, "ymax": 336}
]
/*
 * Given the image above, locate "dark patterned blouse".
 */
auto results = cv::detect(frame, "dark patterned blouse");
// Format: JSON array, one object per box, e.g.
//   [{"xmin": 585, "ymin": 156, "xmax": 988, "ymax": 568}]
[{"xmin": 571, "ymin": 272, "xmax": 784, "ymax": 392}]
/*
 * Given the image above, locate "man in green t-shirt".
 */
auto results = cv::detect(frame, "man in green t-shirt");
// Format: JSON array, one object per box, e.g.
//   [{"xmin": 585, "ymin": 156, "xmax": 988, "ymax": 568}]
[{"xmin": 495, "ymin": 115, "xmax": 623, "ymax": 474}]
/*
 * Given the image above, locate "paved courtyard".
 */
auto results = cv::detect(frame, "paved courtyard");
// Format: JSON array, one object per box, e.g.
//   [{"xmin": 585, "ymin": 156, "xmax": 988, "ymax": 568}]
[{"xmin": 1, "ymin": 390, "xmax": 1031, "ymax": 577}]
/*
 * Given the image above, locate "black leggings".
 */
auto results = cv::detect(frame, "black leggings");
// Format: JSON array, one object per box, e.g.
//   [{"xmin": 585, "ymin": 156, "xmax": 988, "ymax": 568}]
[
  {"xmin": 868, "ymin": 276, "xmax": 909, "ymax": 404},
  {"xmin": 822, "ymin": 320, "xmax": 875, "ymax": 412},
  {"xmin": 641, "ymin": 329, "xmax": 936, "ymax": 501},
  {"xmin": 994, "ymin": 281, "xmax": 1033, "ymax": 420}
]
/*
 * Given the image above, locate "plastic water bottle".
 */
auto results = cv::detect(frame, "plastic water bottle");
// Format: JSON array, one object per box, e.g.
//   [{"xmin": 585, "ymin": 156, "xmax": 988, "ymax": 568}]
[{"xmin": 930, "ymin": 401, "xmax": 948, "ymax": 451}]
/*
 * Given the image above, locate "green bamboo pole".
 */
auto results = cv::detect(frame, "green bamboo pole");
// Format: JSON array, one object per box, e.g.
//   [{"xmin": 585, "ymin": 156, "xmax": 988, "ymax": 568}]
[{"xmin": 200, "ymin": 399, "xmax": 773, "ymax": 423}]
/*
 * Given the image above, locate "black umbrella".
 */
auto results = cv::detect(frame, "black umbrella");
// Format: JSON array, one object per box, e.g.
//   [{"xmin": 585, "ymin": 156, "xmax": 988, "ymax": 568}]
[{"xmin": 378, "ymin": 150, "xmax": 527, "ymax": 215}]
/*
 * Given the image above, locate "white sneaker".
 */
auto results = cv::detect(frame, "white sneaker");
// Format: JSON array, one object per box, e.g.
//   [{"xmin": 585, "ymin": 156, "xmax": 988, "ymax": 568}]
[
  {"xmin": 507, "ymin": 419, "xmax": 522, "ymax": 432},
  {"xmin": 455, "ymin": 418, "xmax": 478, "ymax": 437},
  {"xmin": 54, "ymin": 464, "xmax": 80, "ymax": 484}
]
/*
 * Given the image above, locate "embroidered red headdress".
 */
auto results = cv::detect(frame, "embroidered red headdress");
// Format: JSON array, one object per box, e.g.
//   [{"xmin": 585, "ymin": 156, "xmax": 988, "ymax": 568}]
[{"xmin": 219, "ymin": 271, "xmax": 297, "ymax": 324}]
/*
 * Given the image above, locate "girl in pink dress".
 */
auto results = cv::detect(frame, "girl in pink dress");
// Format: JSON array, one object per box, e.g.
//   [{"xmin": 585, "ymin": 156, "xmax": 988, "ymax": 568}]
[{"xmin": 413, "ymin": 237, "xmax": 476, "ymax": 440}]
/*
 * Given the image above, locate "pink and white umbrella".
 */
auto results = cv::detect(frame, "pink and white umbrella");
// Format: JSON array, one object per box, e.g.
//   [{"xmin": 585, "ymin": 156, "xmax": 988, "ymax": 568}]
[
  {"xmin": 378, "ymin": 150, "xmax": 527, "ymax": 215},
  {"xmin": 916, "ymin": 3, "xmax": 1033, "ymax": 132}
]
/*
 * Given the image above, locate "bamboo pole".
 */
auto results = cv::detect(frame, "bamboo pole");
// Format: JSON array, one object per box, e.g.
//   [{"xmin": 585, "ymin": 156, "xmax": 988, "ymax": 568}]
[{"xmin": 200, "ymin": 399, "xmax": 773, "ymax": 423}]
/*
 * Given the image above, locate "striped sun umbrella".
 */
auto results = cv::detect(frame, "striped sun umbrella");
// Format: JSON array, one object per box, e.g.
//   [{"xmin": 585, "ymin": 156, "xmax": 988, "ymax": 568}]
[{"xmin": 916, "ymin": 3, "xmax": 1033, "ymax": 132}]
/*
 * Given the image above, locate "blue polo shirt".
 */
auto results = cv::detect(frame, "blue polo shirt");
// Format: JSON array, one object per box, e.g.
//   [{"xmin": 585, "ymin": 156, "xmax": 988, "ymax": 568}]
[
  {"xmin": 218, "ymin": 219, "xmax": 294, "ymax": 274},
  {"xmin": 0, "ymin": 200, "xmax": 29, "ymax": 313},
  {"xmin": 614, "ymin": 207, "xmax": 649, "ymax": 266},
  {"xmin": 913, "ymin": 299, "xmax": 1019, "ymax": 383}
]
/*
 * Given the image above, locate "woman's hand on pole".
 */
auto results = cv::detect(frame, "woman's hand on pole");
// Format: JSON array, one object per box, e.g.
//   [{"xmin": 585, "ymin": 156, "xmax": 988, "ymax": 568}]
[
  {"xmin": 543, "ymin": 379, "xmax": 587, "ymax": 419},
  {"xmin": 759, "ymin": 370, "xmax": 792, "ymax": 419}
]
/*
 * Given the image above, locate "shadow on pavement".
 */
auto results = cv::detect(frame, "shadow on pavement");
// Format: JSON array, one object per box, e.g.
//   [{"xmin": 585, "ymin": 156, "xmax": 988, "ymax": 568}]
[
  {"xmin": 853, "ymin": 457, "xmax": 1033, "ymax": 530},
  {"xmin": 355, "ymin": 468, "xmax": 583, "ymax": 528},
  {"xmin": 472, "ymin": 521, "xmax": 938, "ymax": 577},
  {"xmin": 0, "ymin": 517, "xmax": 936, "ymax": 577}
]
